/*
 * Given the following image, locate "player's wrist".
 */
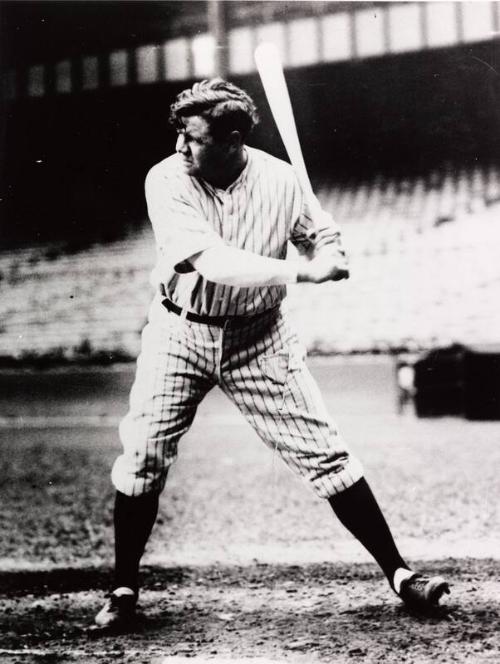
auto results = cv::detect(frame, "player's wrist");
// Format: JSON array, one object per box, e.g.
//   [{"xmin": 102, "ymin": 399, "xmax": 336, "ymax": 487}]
[{"xmin": 285, "ymin": 263, "xmax": 300, "ymax": 284}]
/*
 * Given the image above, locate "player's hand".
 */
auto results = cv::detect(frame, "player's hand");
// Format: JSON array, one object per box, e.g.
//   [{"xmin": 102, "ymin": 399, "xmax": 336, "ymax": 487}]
[{"xmin": 297, "ymin": 246, "xmax": 349, "ymax": 283}]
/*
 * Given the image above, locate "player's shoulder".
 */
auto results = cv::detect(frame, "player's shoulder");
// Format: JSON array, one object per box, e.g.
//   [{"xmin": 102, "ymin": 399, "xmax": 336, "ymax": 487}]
[
  {"xmin": 145, "ymin": 154, "xmax": 184, "ymax": 188},
  {"xmin": 247, "ymin": 146, "xmax": 297, "ymax": 182},
  {"xmin": 247, "ymin": 146, "xmax": 294, "ymax": 172}
]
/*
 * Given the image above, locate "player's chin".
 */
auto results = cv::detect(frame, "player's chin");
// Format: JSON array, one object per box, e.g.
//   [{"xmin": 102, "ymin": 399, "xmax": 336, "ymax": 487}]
[{"xmin": 180, "ymin": 160, "xmax": 197, "ymax": 176}]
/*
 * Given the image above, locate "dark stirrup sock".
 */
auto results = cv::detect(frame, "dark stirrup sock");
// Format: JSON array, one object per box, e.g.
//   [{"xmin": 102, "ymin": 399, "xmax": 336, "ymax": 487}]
[
  {"xmin": 113, "ymin": 490, "xmax": 160, "ymax": 593},
  {"xmin": 328, "ymin": 477, "xmax": 410, "ymax": 588}
]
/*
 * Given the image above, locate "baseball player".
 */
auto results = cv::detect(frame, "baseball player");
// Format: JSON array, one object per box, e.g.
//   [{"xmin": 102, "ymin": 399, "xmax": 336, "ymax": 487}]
[{"xmin": 95, "ymin": 79, "xmax": 450, "ymax": 628}]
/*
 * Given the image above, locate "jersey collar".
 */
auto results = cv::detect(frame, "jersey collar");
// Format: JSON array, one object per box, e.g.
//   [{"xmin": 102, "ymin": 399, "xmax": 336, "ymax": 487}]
[{"xmin": 201, "ymin": 147, "xmax": 252, "ymax": 198}]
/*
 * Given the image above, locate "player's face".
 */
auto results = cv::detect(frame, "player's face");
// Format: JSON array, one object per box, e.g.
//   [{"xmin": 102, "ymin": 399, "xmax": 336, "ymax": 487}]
[{"xmin": 175, "ymin": 115, "xmax": 231, "ymax": 181}]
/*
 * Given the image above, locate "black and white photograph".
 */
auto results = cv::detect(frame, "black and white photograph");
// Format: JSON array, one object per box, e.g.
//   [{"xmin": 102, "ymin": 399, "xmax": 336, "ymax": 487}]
[{"xmin": 0, "ymin": 1, "xmax": 499, "ymax": 662}]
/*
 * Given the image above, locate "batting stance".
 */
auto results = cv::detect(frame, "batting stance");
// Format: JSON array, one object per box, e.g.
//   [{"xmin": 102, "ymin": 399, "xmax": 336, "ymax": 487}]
[{"xmin": 95, "ymin": 79, "xmax": 449, "ymax": 628}]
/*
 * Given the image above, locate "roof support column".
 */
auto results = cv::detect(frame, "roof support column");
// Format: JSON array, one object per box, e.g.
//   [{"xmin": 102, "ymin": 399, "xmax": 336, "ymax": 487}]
[{"xmin": 208, "ymin": 0, "xmax": 229, "ymax": 78}]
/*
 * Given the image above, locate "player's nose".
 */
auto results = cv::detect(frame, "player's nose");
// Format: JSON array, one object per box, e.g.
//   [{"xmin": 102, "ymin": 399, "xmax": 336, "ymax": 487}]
[{"xmin": 176, "ymin": 134, "xmax": 188, "ymax": 155}]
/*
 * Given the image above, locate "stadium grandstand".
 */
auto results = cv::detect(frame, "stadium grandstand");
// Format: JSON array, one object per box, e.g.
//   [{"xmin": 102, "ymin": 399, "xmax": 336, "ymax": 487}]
[{"xmin": 1, "ymin": 1, "xmax": 499, "ymax": 362}]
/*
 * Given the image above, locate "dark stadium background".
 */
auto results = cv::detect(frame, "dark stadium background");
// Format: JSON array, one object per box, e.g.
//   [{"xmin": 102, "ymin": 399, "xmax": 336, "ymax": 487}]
[
  {"xmin": 1, "ymin": 1, "xmax": 499, "ymax": 246},
  {"xmin": 0, "ymin": 3, "xmax": 500, "ymax": 661}
]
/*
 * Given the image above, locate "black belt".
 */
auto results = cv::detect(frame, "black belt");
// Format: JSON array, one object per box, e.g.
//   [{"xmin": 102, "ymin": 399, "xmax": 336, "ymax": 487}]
[{"xmin": 162, "ymin": 298, "xmax": 277, "ymax": 327}]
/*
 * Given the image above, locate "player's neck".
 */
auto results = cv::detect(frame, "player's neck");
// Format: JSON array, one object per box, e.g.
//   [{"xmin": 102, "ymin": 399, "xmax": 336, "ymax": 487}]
[{"xmin": 206, "ymin": 149, "xmax": 248, "ymax": 190}]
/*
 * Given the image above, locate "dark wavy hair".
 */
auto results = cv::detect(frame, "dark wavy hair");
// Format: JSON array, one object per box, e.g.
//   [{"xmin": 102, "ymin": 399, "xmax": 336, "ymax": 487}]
[{"xmin": 169, "ymin": 78, "xmax": 259, "ymax": 141}]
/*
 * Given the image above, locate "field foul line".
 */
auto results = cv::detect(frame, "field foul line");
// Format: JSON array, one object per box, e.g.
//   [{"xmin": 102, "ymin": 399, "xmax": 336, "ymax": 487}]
[
  {"xmin": 0, "ymin": 415, "xmax": 121, "ymax": 429},
  {"xmin": 0, "ymin": 413, "xmax": 241, "ymax": 429}
]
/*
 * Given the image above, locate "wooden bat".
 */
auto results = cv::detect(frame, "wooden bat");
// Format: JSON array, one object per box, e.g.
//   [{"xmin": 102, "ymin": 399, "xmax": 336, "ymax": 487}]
[{"xmin": 254, "ymin": 42, "xmax": 323, "ymax": 226}]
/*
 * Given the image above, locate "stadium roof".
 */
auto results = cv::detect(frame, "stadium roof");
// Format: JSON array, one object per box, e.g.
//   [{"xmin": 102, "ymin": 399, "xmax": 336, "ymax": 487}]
[{"xmin": 1, "ymin": 0, "xmax": 378, "ymax": 67}]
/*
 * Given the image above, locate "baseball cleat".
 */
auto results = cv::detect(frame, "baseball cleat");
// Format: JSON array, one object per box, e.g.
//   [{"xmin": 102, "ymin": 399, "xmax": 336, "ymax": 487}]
[
  {"xmin": 94, "ymin": 588, "xmax": 137, "ymax": 629},
  {"xmin": 398, "ymin": 574, "xmax": 450, "ymax": 610}
]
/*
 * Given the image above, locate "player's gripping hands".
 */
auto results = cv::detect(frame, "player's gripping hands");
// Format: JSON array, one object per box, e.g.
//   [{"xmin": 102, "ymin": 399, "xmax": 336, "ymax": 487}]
[
  {"xmin": 297, "ymin": 245, "xmax": 349, "ymax": 283},
  {"xmin": 187, "ymin": 210, "xmax": 348, "ymax": 288}
]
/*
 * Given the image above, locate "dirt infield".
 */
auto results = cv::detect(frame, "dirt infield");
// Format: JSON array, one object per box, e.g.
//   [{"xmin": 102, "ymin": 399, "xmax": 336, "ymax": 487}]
[
  {"xmin": 0, "ymin": 360, "xmax": 499, "ymax": 662},
  {"xmin": 0, "ymin": 560, "xmax": 498, "ymax": 663}
]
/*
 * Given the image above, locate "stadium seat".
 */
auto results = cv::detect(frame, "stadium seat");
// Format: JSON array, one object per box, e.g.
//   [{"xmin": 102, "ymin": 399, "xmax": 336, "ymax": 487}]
[{"xmin": 1, "ymin": 166, "xmax": 499, "ymax": 362}]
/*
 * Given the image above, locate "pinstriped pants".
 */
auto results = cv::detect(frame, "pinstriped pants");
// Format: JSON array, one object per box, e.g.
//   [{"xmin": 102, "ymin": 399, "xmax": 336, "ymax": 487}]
[{"xmin": 112, "ymin": 297, "xmax": 364, "ymax": 498}]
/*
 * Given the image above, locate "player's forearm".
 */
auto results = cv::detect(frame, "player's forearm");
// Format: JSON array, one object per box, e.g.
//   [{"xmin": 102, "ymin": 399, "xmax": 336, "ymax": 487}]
[
  {"xmin": 190, "ymin": 245, "xmax": 349, "ymax": 286},
  {"xmin": 190, "ymin": 246, "xmax": 299, "ymax": 287}
]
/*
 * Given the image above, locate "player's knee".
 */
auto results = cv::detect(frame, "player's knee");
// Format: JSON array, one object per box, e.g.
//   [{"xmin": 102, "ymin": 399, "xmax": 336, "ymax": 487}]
[
  {"xmin": 308, "ymin": 454, "xmax": 364, "ymax": 499},
  {"xmin": 111, "ymin": 454, "xmax": 169, "ymax": 496}
]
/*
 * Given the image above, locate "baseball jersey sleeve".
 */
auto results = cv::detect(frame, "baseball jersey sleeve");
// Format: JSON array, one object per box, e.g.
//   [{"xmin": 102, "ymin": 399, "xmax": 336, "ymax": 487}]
[
  {"xmin": 290, "ymin": 181, "xmax": 341, "ymax": 255},
  {"xmin": 146, "ymin": 165, "xmax": 225, "ymax": 274}
]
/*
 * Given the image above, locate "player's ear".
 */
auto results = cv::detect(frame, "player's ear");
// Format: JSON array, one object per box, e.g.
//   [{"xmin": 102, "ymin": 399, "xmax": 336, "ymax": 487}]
[{"xmin": 228, "ymin": 130, "xmax": 243, "ymax": 149}]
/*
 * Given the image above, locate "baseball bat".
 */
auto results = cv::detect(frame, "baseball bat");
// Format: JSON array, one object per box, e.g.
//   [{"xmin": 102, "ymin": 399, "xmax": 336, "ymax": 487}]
[{"xmin": 254, "ymin": 42, "xmax": 323, "ymax": 226}]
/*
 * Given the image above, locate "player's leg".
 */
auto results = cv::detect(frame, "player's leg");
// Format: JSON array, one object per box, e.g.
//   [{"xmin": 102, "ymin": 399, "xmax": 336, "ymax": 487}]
[
  {"xmin": 96, "ymin": 489, "xmax": 160, "ymax": 628},
  {"xmin": 221, "ymin": 312, "xmax": 449, "ymax": 609},
  {"xmin": 328, "ymin": 479, "xmax": 450, "ymax": 609},
  {"xmin": 95, "ymin": 315, "xmax": 216, "ymax": 627},
  {"xmin": 327, "ymin": 477, "xmax": 409, "ymax": 586},
  {"xmin": 112, "ymin": 490, "xmax": 159, "ymax": 597},
  {"xmin": 221, "ymin": 311, "xmax": 364, "ymax": 500}
]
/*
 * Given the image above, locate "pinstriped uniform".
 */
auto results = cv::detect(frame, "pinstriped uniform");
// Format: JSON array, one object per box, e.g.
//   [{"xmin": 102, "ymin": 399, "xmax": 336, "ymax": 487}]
[
  {"xmin": 112, "ymin": 147, "xmax": 363, "ymax": 498},
  {"xmin": 148, "ymin": 147, "xmax": 310, "ymax": 315}
]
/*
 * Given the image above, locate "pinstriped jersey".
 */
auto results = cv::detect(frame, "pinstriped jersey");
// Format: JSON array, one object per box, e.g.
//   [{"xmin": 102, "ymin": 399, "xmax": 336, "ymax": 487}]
[{"xmin": 146, "ymin": 146, "xmax": 314, "ymax": 317}]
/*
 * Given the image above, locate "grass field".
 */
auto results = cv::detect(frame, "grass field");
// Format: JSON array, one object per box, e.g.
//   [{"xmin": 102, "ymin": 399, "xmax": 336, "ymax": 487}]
[{"xmin": 0, "ymin": 359, "xmax": 499, "ymax": 662}]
